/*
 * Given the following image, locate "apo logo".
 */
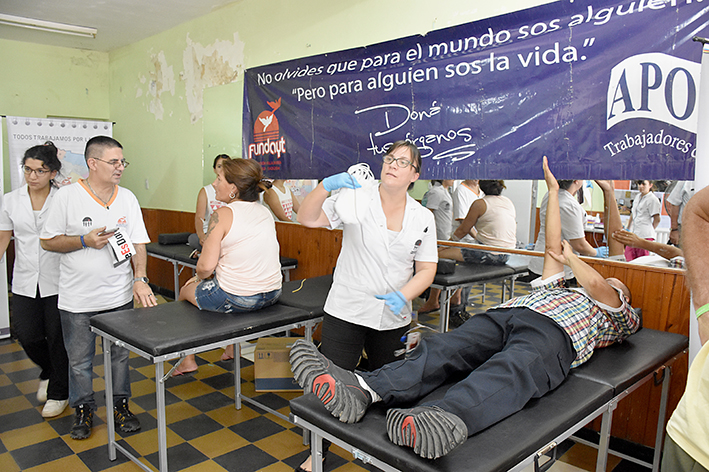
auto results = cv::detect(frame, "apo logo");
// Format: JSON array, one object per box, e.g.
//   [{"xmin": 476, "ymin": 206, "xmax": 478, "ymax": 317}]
[
  {"xmin": 248, "ymin": 97, "xmax": 287, "ymax": 160},
  {"xmin": 607, "ymin": 53, "xmax": 700, "ymax": 133}
]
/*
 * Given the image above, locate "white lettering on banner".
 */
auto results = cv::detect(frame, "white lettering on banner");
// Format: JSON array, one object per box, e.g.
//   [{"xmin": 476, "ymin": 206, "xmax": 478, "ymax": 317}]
[
  {"xmin": 357, "ymin": 102, "xmax": 475, "ymax": 162},
  {"xmin": 607, "ymin": 53, "xmax": 700, "ymax": 132},
  {"xmin": 248, "ymin": 137, "xmax": 287, "ymax": 159}
]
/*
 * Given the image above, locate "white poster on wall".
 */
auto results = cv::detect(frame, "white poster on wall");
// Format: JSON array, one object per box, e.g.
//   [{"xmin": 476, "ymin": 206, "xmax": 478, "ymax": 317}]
[
  {"xmin": 0, "ymin": 121, "xmax": 9, "ymax": 338},
  {"xmin": 6, "ymin": 116, "xmax": 113, "ymax": 190}
]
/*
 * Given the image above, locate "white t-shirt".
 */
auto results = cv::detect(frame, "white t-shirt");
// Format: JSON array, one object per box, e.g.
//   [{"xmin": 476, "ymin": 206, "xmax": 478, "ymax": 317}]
[
  {"xmin": 630, "ymin": 192, "xmax": 661, "ymax": 239},
  {"xmin": 423, "ymin": 183, "xmax": 453, "ymax": 240},
  {"xmin": 41, "ymin": 180, "xmax": 150, "ymax": 313},
  {"xmin": 323, "ymin": 185, "xmax": 438, "ymax": 330},
  {"xmin": 203, "ymin": 184, "xmax": 226, "ymax": 233},
  {"xmin": 529, "ymin": 190, "xmax": 587, "ymax": 278},
  {"xmin": 452, "ymin": 182, "xmax": 484, "ymax": 242},
  {"xmin": 215, "ymin": 201, "xmax": 282, "ymax": 296},
  {"xmin": 475, "ymin": 195, "xmax": 517, "ymax": 248},
  {"xmin": 666, "ymin": 180, "xmax": 695, "ymax": 225},
  {"xmin": 0, "ymin": 186, "xmax": 61, "ymax": 298}
]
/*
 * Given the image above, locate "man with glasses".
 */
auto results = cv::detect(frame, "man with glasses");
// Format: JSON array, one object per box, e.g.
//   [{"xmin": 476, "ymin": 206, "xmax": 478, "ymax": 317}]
[{"xmin": 41, "ymin": 136, "xmax": 157, "ymax": 440}]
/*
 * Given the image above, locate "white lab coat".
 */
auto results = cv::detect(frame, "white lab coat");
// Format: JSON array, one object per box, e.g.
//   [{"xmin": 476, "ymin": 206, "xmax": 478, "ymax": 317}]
[
  {"xmin": 0, "ymin": 186, "xmax": 60, "ymax": 297},
  {"xmin": 323, "ymin": 184, "xmax": 438, "ymax": 330}
]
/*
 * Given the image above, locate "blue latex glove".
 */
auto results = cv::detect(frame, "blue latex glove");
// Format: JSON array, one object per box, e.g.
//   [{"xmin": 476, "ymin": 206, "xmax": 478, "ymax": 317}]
[
  {"xmin": 375, "ymin": 291, "xmax": 407, "ymax": 316},
  {"xmin": 595, "ymin": 246, "xmax": 609, "ymax": 258},
  {"xmin": 322, "ymin": 172, "xmax": 361, "ymax": 192}
]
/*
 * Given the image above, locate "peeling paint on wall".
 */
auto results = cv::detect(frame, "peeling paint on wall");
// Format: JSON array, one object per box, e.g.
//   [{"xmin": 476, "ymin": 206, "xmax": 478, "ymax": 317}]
[
  {"xmin": 182, "ymin": 33, "xmax": 245, "ymax": 124},
  {"xmin": 135, "ymin": 50, "xmax": 176, "ymax": 120}
]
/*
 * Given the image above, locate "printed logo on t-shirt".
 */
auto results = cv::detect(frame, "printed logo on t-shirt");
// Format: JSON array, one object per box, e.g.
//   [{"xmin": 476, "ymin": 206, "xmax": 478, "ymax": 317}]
[
  {"xmin": 82, "ymin": 217, "xmax": 92, "ymax": 227},
  {"xmin": 411, "ymin": 239, "xmax": 422, "ymax": 255},
  {"xmin": 117, "ymin": 216, "xmax": 128, "ymax": 229}
]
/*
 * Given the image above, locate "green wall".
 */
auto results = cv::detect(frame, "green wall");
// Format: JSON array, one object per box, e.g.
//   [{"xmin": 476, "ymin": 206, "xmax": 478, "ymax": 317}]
[
  {"xmin": 3, "ymin": 0, "xmax": 550, "ymax": 211},
  {"xmin": 0, "ymin": 38, "xmax": 109, "ymax": 192}
]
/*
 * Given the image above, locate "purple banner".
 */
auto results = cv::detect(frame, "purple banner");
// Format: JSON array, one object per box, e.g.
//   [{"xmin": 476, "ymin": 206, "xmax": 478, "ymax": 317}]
[{"xmin": 243, "ymin": 0, "xmax": 709, "ymax": 180}]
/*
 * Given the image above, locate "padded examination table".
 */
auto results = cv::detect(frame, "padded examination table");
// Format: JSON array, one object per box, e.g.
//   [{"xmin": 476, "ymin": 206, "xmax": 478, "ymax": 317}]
[
  {"xmin": 430, "ymin": 258, "xmax": 529, "ymax": 332},
  {"xmin": 278, "ymin": 274, "xmax": 333, "ymax": 316},
  {"xmin": 146, "ymin": 241, "xmax": 299, "ymax": 295},
  {"xmin": 90, "ymin": 299, "xmax": 320, "ymax": 472},
  {"xmin": 290, "ymin": 328, "xmax": 688, "ymax": 472}
]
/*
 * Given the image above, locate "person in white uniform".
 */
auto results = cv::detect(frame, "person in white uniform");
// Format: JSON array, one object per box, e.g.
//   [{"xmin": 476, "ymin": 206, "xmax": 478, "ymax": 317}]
[
  {"xmin": 189, "ymin": 154, "xmax": 230, "ymax": 251},
  {"xmin": 0, "ymin": 142, "xmax": 69, "ymax": 418},
  {"xmin": 416, "ymin": 180, "xmax": 455, "ymax": 315},
  {"xmin": 41, "ymin": 136, "xmax": 156, "ymax": 440},
  {"xmin": 177, "ymin": 158, "xmax": 282, "ymax": 373},
  {"xmin": 624, "ymin": 180, "xmax": 661, "ymax": 261},
  {"xmin": 295, "ymin": 140, "xmax": 437, "ymax": 472},
  {"xmin": 527, "ymin": 179, "xmax": 607, "ymax": 281},
  {"xmin": 452, "ymin": 179, "xmax": 483, "ymax": 241},
  {"xmin": 422, "ymin": 180, "xmax": 454, "ymax": 240},
  {"xmin": 666, "ymin": 180, "xmax": 695, "ymax": 246}
]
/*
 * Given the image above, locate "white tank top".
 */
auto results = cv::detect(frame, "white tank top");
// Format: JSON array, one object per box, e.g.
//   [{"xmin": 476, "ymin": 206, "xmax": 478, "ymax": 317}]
[
  {"xmin": 215, "ymin": 201, "xmax": 282, "ymax": 296},
  {"xmin": 475, "ymin": 195, "xmax": 517, "ymax": 248}
]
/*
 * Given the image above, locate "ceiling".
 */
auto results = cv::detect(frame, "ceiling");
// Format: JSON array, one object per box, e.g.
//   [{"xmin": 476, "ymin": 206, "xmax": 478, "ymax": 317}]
[{"xmin": 0, "ymin": 0, "xmax": 241, "ymax": 52}]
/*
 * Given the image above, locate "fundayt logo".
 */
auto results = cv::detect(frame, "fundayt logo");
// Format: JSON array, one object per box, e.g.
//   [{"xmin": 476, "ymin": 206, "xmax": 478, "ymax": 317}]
[
  {"xmin": 248, "ymin": 97, "xmax": 287, "ymax": 159},
  {"xmin": 606, "ymin": 53, "xmax": 700, "ymax": 133}
]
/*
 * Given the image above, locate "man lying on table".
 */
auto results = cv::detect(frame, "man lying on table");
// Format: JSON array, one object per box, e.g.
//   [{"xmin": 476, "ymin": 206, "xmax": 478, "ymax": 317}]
[{"xmin": 290, "ymin": 157, "xmax": 639, "ymax": 460}]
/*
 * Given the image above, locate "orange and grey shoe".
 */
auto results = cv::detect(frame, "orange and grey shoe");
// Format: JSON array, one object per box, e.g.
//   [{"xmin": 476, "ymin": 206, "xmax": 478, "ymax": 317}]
[
  {"xmin": 386, "ymin": 406, "xmax": 467, "ymax": 459},
  {"xmin": 289, "ymin": 339, "xmax": 371, "ymax": 423}
]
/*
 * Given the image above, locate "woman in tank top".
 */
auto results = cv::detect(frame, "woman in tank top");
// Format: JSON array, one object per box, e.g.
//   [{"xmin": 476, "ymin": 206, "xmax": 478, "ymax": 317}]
[{"xmin": 175, "ymin": 158, "xmax": 282, "ymax": 374}]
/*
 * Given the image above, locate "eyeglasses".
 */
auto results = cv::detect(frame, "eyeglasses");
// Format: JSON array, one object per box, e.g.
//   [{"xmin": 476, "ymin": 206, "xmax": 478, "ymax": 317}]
[
  {"xmin": 94, "ymin": 157, "xmax": 129, "ymax": 168},
  {"xmin": 22, "ymin": 165, "xmax": 50, "ymax": 176},
  {"xmin": 383, "ymin": 154, "xmax": 418, "ymax": 171}
]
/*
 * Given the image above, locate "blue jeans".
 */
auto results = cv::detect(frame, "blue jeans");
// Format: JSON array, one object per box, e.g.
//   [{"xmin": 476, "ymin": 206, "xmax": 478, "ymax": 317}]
[
  {"xmin": 60, "ymin": 301, "xmax": 133, "ymax": 410},
  {"xmin": 195, "ymin": 277, "xmax": 281, "ymax": 313}
]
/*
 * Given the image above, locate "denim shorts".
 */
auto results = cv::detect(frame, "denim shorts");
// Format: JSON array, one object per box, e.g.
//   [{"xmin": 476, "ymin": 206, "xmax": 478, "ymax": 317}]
[
  {"xmin": 461, "ymin": 247, "xmax": 510, "ymax": 265},
  {"xmin": 195, "ymin": 277, "xmax": 281, "ymax": 313}
]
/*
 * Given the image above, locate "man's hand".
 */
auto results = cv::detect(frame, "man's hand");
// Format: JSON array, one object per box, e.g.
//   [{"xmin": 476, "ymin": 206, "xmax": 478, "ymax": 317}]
[
  {"xmin": 548, "ymin": 240, "xmax": 575, "ymax": 266},
  {"xmin": 542, "ymin": 156, "xmax": 558, "ymax": 191},
  {"xmin": 83, "ymin": 226, "xmax": 114, "ymax": 249},
  {"xmin": 133, "ymin": 280, "xmax": 157, "ymax": 307}
]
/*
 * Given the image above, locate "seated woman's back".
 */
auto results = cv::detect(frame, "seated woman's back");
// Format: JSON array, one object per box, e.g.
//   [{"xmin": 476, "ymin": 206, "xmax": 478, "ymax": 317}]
[
  {"xmin": 216, "ymin": 201, "xmax": 282, "ymax": 296},
  {"xmin": 475, "ymin": 194, "xmax": 517, "ymax": 249}
]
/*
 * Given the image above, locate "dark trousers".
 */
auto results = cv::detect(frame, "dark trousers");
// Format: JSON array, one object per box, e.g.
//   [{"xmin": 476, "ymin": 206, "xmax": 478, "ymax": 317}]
[
  {"xmin": 11, "ymin": 289, "xmax": 69, "ymax": 400},
  {"xmin": 361, "ymin": 307, "xmax": 576, "ymax": 436},
  {"xmin": 320, "ymin": 313, "xmax": 408, "ymax": 371}
]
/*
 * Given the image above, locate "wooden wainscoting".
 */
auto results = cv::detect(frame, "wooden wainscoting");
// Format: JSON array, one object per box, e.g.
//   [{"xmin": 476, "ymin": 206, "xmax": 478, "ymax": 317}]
[{"xmin": 141, "ymin": 208, "xmax": 196, "ymax": 296}]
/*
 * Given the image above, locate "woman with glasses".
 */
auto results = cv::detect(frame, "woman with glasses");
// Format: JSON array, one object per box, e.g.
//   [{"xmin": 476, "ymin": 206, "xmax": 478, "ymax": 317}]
[
  {"xmin": 295, "ymin": 141, "xmax": 437, "ymax": 472},
  {"xmin": 0, "ymin": 142, "xmax": 69, "ymax": 418},
  {"xmin": 175, "ymin": 158, "xmax": 282, "ymax": 374}
]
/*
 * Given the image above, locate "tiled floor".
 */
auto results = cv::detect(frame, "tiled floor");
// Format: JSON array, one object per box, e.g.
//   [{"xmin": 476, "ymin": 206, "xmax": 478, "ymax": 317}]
[{"xmin": 0, "ymin": 283, "xmax": 640, "ymax": 471}]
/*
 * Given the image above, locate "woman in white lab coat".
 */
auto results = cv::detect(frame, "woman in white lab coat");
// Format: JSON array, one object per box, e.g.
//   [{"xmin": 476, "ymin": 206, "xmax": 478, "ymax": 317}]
[
  {"xmin": 0, "ymin": 142, "xmax": 68, "ymax": 418},
  {"xmin": 294, "ymin": 141, "xmax": 437, "ymax": 472}
]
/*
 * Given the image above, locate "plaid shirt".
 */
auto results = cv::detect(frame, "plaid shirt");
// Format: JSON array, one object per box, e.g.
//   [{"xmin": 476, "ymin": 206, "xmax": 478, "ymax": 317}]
[{"xmin": 492, "ymin": 273, "xmax": 640, "ymax": 368}]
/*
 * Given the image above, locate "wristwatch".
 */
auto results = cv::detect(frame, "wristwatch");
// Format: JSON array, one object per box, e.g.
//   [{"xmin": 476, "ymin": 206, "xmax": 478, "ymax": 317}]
[{"xmin": 134, "ymin": 277, "xmax": 149, "ymax": 284}]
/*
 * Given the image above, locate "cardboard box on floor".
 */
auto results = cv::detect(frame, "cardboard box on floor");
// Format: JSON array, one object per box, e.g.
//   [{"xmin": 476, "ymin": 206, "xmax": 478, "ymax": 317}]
[{"xmin": 254, "ymin": 337, "xmax": 301, "ymax": 392}]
